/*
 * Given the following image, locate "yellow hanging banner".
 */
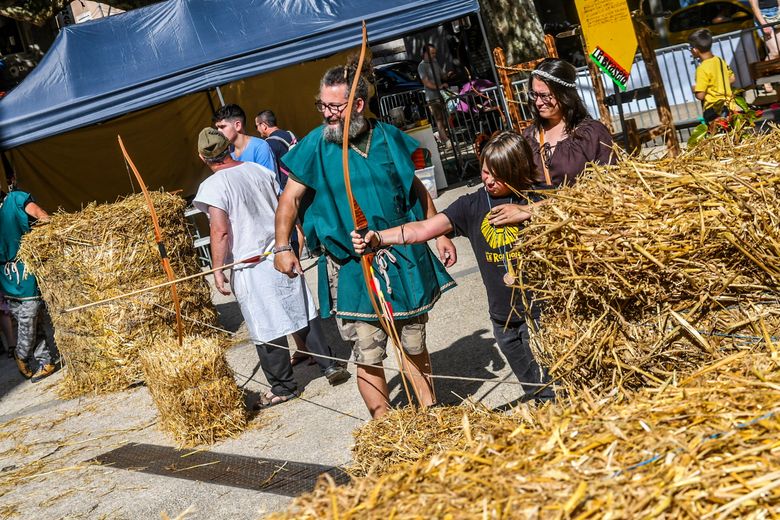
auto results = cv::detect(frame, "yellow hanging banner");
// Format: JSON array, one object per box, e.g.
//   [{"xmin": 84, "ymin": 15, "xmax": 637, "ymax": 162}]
[{"xmin": 575, "ymin": 0, "xmax": 638, "ymax": 91}]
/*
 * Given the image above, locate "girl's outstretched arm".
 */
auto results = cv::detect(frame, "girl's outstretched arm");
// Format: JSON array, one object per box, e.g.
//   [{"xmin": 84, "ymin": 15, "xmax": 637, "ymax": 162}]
[
  {"xmin": 351, "ymin": 213, "xmax": 454, "ymax": 261},
  {"xmin": 413, "ymin": 176, "xmax": 457, "ymax": 266}
]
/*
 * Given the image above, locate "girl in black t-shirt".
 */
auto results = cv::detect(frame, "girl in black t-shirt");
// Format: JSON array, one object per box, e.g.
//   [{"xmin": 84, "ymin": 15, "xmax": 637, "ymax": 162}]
[{"xmin": 351, "ymin": 131, "xmax": 555, "ymax": 402}]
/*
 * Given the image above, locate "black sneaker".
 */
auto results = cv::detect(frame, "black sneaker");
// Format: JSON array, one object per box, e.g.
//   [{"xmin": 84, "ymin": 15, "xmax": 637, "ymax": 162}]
[{"xmin": 324, "ymin": 365, "xmax": 350, "ymax": 386}]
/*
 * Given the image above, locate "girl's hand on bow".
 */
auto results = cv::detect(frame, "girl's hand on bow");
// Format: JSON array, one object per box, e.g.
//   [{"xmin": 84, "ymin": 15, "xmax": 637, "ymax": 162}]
[{"xmin": 351, "ymin": 229, "xmax": 379, "ymax": 255}]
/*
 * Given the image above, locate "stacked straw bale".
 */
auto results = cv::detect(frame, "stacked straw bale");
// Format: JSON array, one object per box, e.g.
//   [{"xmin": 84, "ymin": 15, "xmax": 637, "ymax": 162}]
[
  {"xmin": 139, "ymin": 336, "xmax": 247, "ymax": 447},
  {"xmin": 269, "ymin": 133, "xmax": 780, "ymax": 519},
  {"xmin": 512, "ymin": 131, "xmax": 780, "ymax": 392},
  {"xmin": 271, "ymin": 350, "xmax": 780, "ymax": 519},
  {"xmin": 19, "ymin": 192, "xmax": 218, "ymax": 398}
]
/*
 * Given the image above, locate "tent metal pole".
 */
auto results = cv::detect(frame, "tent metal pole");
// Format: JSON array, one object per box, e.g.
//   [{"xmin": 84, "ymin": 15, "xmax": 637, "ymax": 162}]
[
  {"xmin": 476, "ymin": 10, "xmax": 512, "ymax": 130},
  {"xmin": 215, "ymin": 86, "xmax": 226, "ymax": 106},
  {"xmin": 205, "ymin": 90, "xmax": 217, "ymax": 115},
  {"xmin": 477, "ymin": 12, "xmax": 499, "ymax": 87},
  {"xmin": 0, "ymin": 151, "xmax": 14, "ymax": 193}
]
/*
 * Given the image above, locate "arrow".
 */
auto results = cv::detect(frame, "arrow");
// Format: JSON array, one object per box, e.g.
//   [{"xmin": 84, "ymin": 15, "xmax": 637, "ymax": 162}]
[{"xmin": 64, "ymin": 253, "xmax": 270, "ymax": 313}]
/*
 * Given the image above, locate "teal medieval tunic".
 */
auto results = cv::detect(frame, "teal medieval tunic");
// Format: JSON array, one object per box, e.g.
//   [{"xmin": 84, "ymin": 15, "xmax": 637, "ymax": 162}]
[
  {"xmin": 283, "ymin": 121, "xmax": 455, "ymax": 321},
  {"xmin": 0, "ymin": 190, "xmax": 40, "ymax": 300}
]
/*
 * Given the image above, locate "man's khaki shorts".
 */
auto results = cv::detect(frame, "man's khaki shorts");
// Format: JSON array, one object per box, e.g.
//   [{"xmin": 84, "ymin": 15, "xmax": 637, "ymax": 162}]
[
  {"xmin": 427, "ymin": 99, "xmax": 446, "ymax": 123},
  {"xmin": 339, "ymin": 314, "xmax": 428, "ymax": 365},
  {"xmin": 326, "ymin": 255, "xmax": 428, "ymax": 365}
]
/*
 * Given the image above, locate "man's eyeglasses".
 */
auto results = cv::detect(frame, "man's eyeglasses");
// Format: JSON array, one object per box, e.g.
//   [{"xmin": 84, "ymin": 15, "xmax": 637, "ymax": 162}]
[
  {"xmin": 314, "ymin": 100, "xmax": 349, "ymax": 115},
  {"xmin": 528, "ymin": 91, "xmax": 555, "ymax": 104}
]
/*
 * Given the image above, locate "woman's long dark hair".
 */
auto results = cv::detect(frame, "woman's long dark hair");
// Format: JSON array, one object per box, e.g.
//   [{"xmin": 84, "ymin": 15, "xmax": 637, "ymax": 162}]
[{"xmin": 530, "ymin": 58, "xmax": 589, "ymax": 135}]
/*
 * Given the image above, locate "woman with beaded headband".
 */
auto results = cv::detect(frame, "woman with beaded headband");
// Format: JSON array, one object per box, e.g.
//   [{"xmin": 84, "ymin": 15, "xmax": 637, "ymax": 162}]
[
  {"xmin": 485, "ymin": 59, "xmax": 614, "ymax": 228},
  {"xmin": 524, "ymin": 58, "xmax": 614, "ymax": 189}
]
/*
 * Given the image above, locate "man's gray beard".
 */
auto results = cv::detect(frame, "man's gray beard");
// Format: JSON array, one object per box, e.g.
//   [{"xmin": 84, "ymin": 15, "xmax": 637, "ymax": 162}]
[{"xmin": 323, "ymin": 113, "xmax": 368, "ymax": 143}]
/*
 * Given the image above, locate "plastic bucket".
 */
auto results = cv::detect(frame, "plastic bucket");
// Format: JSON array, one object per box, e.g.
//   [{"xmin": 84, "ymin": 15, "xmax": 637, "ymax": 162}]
[
  {"xmin": 389, "ymin": 106, "xmax": 405, "ymax": 127},
  {"xmin": 415, "ymin": 166, "xmax": 437, "ymax": 199}
]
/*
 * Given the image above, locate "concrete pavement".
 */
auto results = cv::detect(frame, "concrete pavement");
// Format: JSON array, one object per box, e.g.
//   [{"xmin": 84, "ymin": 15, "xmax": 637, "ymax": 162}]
[{"xmin": 0, "ymin": 180, "xmax": 526, "ymax": 519}]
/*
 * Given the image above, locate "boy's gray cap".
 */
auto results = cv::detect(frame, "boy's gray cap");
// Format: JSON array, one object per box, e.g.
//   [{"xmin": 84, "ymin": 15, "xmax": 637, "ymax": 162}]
[{"xmin": 198, "ymin": 127, "xmax": 230, "ymax": 158}]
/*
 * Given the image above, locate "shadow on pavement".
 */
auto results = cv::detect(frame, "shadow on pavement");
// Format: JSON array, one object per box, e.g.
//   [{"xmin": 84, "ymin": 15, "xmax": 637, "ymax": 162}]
[
  {"xmin": 214, "ymin": 301, "xmax": 244, "ymax": 334},
  {"xmin": 0, "ymin": 355, "xmax": 30, "ymax": 402},
  {"xmin": 388, "ymin": 328, "xmax": 506, "ymax": 407}
]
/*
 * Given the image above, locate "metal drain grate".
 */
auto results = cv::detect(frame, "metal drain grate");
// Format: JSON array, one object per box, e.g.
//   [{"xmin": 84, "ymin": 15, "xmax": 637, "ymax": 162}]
[{"xmin": 93, "ymin": 443, "xmax": 350, "ymax": 496}]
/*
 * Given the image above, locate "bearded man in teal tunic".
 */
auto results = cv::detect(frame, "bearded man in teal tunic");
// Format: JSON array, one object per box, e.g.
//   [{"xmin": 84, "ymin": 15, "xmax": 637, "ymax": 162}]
[{"xmin": 274, "ymin": 64, "xmax": 457, "ymax": 419}]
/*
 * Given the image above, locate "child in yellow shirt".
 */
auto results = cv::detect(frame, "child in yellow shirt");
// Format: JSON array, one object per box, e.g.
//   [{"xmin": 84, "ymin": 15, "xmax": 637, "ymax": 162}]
[{"xmin": 689, "ymin": 28, "xmax": 737, "ymax": 120}]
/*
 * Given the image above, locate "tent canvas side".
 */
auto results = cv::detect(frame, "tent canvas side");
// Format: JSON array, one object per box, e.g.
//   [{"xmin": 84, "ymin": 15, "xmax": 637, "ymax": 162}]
[
  {"xmin": 0, "ymin": 0, "xmax": 481, "ymax": 211},
  {"xmin": 9, "ymin": 52, "xmax": 351, "ymax": 211},
  {"xmin": 0, "ymin": 0, "xmax": 480, "ymax": 149}
]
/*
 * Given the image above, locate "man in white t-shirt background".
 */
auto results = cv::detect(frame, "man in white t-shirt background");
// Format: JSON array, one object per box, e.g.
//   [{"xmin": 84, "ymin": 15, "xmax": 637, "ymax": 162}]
[
  {"xmin": 418, "ymin": 43, "xmax": 452, "ymax": 148},
  {"xmin": 193, "ymin": 127, "xmax": 348, "ymax": 409}
]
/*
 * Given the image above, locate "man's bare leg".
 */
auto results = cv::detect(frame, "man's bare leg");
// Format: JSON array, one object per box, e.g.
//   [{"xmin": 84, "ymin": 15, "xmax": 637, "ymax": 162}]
[
  {"xmin": 434, "ymin": 111, "xmax": 450, "ymax": 144},
  {"xmin": 357, "ymin": 364, "xmax": 390, "ymax": 419},
  {"xmin": 288, "ymin": 332, "xmax": 312, "ymax": 367},
  {"xmin": 761, "ymin": 31, "xmax": 780, "ymax": 94},
  {"xmin": 401, "ymin": 350, "xmax": 436, "ymax": 407}
]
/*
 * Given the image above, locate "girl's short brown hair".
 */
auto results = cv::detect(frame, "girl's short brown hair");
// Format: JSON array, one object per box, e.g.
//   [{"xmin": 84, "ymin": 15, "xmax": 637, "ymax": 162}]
[{"xmin": 480, "ymin": 131, "xmax": 534, "ymax": 192}]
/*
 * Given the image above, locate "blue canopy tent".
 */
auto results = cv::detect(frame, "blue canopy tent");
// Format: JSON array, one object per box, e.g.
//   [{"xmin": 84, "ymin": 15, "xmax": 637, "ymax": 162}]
[{"xmin": 0, "ymin": 0, "xmax": 483, "ymax": 210}]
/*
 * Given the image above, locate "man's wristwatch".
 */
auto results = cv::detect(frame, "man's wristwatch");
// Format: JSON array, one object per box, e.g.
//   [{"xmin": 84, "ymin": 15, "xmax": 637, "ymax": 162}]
[{"xmin": 272, "ymin": 244, "xmax": 293, "ymax": 254}]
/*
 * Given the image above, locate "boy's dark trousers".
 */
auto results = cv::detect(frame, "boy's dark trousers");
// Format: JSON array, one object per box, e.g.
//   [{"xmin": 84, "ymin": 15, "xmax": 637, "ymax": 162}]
[{"xmin": 491, "ymin": 319, "xmax": 555, "ymax": 402}]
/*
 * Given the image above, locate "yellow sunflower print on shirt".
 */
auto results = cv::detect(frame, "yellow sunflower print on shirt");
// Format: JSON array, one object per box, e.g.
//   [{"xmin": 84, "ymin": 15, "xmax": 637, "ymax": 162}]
[{"xmin": 480, "ymin": 212, "xmax": 520, "ymax": 249}]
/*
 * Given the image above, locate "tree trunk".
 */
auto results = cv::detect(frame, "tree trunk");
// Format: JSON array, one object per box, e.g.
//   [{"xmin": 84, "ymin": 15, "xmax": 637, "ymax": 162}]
[{"xmin": 479, "ymin": 0, "xmax": 547, "ymax": 64}]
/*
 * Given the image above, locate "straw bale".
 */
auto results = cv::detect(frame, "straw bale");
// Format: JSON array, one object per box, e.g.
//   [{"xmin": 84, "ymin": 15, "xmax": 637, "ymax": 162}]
[
  {"xmin": 270, "ymin": 351, "xmax": 780, "ymax": 519},
  {"xmin": 509, "ymin": 130, "xmax": 780, "ymax": 393},
  {"xmin": 348, "ymin": 403, "xmax": 522, "ymax": 478},
  {"xmin": 686, "ymin": 130, "xmax": 780, "ymax": 162},
  {"xmin": 18, "ymin": 192, "xmax": 218, "ymax": 398},
  {"xmin": 516, "ymin": 154, "xmax": 780, "ymax": 314},
  {"xmin": 139, "ymin": 335, "xmax": 247, "ymax": 447},
  {"xmin": 534, "ymin": 304, "xmax": 780, "ymax": 392}
]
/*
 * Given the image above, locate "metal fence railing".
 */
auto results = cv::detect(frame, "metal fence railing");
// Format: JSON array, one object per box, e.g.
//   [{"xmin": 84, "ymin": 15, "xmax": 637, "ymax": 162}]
[
  {"xmin": 562, "ymin": 23, "xmax": 779, "ymax": 145},
  {"xmin": 377, "ymin": 90, "xmax": 427, "ymax": 123},
  {"xmin": 377, "ymin": 86, "xmax": 511, "ymax": 180},
  {"xmin": 377, "ymin": 23, "xmax": 780, "ymax": 159}
]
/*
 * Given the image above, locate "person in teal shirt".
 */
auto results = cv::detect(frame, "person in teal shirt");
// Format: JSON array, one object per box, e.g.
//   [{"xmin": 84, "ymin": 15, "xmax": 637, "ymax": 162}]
[
  {"xmin": 274, "ymin": 63, "xmax": 457, "ymax": 419},
  {"xmin": 0, "ymin": 185, "xmax": 58, "ymax": 382}
]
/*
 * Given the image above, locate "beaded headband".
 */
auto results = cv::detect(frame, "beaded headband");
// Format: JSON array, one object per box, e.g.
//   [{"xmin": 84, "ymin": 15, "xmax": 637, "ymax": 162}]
[{"xmin": 531, "ymin": 69, "xmax": 576, "ymax": 89}]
